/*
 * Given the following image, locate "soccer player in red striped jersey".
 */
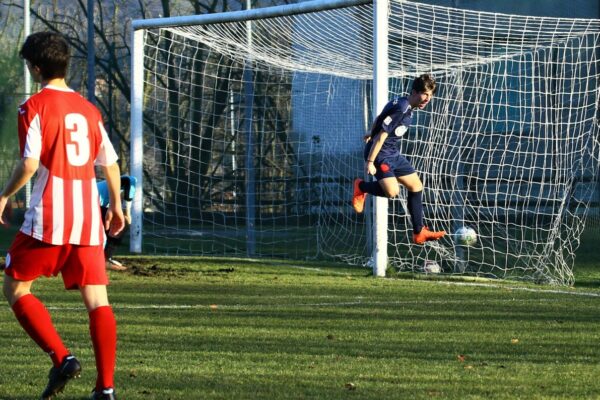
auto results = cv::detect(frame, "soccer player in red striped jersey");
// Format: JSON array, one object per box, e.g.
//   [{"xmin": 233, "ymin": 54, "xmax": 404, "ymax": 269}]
[{"xmin": 0, "ymin": 32, "xmax": 124, "ymax": 400}]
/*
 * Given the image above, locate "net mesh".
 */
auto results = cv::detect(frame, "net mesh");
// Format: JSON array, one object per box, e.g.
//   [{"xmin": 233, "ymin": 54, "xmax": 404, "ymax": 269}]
[{"xmin": 136, "ymin": 0, "xmax": 600, "ymax": 284}]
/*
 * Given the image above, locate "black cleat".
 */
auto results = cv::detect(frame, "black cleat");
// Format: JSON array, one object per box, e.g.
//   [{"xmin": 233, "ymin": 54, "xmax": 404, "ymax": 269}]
[
  {"xmin": 40, "ymin": 355, "xmax": 82, "ymax": 399},
  {"xmin": 90, "ymin": 388, "xmax": 117, "ymax": 400}
]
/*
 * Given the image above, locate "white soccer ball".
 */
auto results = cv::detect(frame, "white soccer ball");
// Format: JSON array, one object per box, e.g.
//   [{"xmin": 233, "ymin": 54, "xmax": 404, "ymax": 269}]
[
  {"xmin": 423, "ymin": 260, "xmax": 441, "ymax": 274},
  {"xmin": 455, "ymin": 226, "xmax": 477, "ymax": 246}
]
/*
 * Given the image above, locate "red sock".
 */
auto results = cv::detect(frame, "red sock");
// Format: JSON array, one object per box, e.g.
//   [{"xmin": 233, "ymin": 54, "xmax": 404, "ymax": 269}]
[
  {"xmin": 89, "ymin": 305, "xmax": 117, "ymax": 390},
  {"xmin": 11, "ymin": 294, "xmax": 70, "ymax": 367}
]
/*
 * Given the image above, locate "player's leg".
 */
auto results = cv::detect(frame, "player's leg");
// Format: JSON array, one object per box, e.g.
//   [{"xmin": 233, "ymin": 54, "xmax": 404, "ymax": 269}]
[
  {"xmin": 376, "ymin": 177, "xmax": 401, "ymax": 197},
  {"xmin": 357, "ymin": 177, "xmax": 394, "ymax": 197},
  {"xmin": 105, "ymin": 235, "xmax": 127, "ymax": 271},
  {"xmin": 3, "ymin": 274, "xmax": 33, "ymax": 304},
  {"xmin": 355, "ymin": 176, "xmax": 397, "ymax": 199},
  {"xmin": 102, "ymin": 205, "xmax": 127, "ymax": 272},
  {"xmin": 396, "ymin": 173, "xmax": 445, "ymax": 244},
  {"xmin": 397, "ymin": 173, "xmax": 424, "ymax": 233},
  {"xmin": 66, "ymin": 243, "xmax": 118, "ymax": 399},
  {"xmin": 3, "ymin": 275, "xmax": 71, "ymax": 365},
  {"xmin": 353, "ymin": 158, "xmax": 401, "ymax": 213},
  {"xmin": 104, "ymin": 236, "xmax": 116, "ymax": 261},
  {"xmin": 80, "ymin": 284, "xmax": 117, "ymax": 397},
  {"xmin": 4, "ymin": 275, "xmax": 81, "ymax": 399},
  {"xmin": 4, "ymin": 234, "xmax": 83, "ymax": 398},
  {"xmin": 3, "ymin": 234, "xmax": 73, "ymax": 368},
  {"xmin": 353, "ymin": 177, "xmax": 397, "ymax": 213}
]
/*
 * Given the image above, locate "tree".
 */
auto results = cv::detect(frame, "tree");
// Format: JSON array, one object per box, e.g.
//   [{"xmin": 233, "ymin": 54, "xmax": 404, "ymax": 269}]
[
  {"xmin": 0, "ymin": 4, "xmax": 25, "ymax": 202},
  {"xmin": 1, "ymin": 0, "xmax": 294, "ymax": 216}
]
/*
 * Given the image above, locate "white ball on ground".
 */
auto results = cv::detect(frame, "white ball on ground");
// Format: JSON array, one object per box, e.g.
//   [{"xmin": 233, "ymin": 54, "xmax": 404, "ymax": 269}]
[{"xmin": 423, "ymin": 260, "xmax": 441, "ymax": 274}]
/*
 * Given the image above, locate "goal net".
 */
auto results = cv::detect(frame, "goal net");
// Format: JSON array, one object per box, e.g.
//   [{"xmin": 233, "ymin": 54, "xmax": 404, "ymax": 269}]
[{"xmin": 131, "ymin": 0, "xmax": 600, "ymax": 285}]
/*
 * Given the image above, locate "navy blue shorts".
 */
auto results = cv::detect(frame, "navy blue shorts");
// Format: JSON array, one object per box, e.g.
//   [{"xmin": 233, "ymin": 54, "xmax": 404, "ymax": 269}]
[{"xmin": 373, "ymin": 154, "xmax": 415, "ymax": 179}]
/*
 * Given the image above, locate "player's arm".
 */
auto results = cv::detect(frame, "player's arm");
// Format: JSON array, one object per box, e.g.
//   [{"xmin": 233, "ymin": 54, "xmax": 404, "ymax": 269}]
[
  {"xmin": 363, "ymin": 121, "xmax": 378, "ymax": 143},
  {"xmin": 364, "ymin": 130, "xmax": 388, "ymax": 175},
  {"xmin": 0, "ymin": 157, "xmax": 39, "ymax": 226},
  {"xmin": 102, "ymin": 162, "xmax": 125, "ymax": 237}
]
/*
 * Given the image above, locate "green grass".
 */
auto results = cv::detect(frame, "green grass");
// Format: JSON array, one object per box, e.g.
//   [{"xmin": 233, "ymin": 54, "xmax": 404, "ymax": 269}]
[
  {"xmin": 0, "ymin": 222, "xmax": 599, "ymax": 398},
  {"xmin": 0, "ymin": 256, "xmax": 599, "ymax": 399}
]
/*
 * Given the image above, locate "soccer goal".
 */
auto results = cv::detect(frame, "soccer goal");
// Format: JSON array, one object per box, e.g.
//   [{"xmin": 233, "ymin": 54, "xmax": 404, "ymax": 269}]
[{"xmin": 130, "ymin": 0, "xmax": 600, "ymax": 285}]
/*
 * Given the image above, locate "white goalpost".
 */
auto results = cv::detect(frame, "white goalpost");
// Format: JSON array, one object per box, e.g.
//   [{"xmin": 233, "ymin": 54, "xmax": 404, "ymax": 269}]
[{"xmin": 130, "ymin": 0, "xmax": 600, "ymax": 285}]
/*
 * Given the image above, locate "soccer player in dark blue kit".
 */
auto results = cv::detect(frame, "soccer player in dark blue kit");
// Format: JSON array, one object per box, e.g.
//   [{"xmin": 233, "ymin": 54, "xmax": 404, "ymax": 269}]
[{"xmin": 352, "ymin": 74, "xmax": 446, "ymax": 245}]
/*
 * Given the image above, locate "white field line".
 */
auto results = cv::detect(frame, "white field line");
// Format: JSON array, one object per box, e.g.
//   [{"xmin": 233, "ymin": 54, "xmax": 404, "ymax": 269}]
[
  {"xmin": 276, "ymin": 265, "xmax": 352, "ymax": 275},
  {"xmin": 284, "ymin": 265, "xmax": 600, "ymax": 299},
  {"xmin": 434, "ymin": 280, "xmax": 600, "ymax": 298},
  {"xmin": 3, "ymin": 272, "xmax": 598, "ymax": 312},
  {"xmin": 37, "ymin": 292, "xmax": 598, "ymax": 312}
]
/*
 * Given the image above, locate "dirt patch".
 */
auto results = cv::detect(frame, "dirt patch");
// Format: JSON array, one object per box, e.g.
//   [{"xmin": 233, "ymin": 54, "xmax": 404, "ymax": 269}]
[{"xmin": 119, "ymin": 258, "xmax": 236, "ymax": 278}]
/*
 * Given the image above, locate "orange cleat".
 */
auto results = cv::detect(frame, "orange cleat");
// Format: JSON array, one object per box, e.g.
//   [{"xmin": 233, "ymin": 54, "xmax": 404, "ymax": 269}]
[
  {"xmin": 413, "ymin": 226, "xmax": 446, "ymax": 245},
  {"xmin": 352, "ymin": 178, "xmax": 367, "ymax": 213}
]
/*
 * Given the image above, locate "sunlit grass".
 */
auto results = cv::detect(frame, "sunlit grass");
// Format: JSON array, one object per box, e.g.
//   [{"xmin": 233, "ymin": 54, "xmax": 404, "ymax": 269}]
[{"xmin": 0, "ymin": 256, "xmax": 598, "ymax": 399}]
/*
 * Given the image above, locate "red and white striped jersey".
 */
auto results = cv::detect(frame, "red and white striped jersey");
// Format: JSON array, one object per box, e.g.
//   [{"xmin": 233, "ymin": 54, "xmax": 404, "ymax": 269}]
[{"xmin": 18, "ymin": 85, "xmax": 118, "ymax": 245}]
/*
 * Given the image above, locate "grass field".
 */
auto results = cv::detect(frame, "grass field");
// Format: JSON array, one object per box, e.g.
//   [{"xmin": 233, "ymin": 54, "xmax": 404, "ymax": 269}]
[
  {"xmin": 0, "ymin": 221, "xmax": 599, "ymax": 399},
  {"xmin": 0, "ymin": 253, "xmax": 599, "ymax": 399}
]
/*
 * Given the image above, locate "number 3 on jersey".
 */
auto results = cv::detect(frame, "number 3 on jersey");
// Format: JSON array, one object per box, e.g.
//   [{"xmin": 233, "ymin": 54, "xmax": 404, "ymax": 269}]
[{"xmin": 65, "ymin": 113, "xmax": 91, "ymax": 166}]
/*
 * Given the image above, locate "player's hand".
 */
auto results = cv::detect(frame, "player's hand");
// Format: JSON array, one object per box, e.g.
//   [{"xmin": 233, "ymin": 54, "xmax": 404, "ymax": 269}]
[
  {"xmin": 365, "ymin": 161, "xmax": 377, "ymax": 176},
  {"xmin": 363, "ymin": 134, "xmax": 371, "ymax": 143},
  {"xmin": 105, "ymin": 206, "xmax": 125, "ymax": 237},
  {"xmin": 0, "ymin": 196, "xmax": 12, "ymax": 227}
]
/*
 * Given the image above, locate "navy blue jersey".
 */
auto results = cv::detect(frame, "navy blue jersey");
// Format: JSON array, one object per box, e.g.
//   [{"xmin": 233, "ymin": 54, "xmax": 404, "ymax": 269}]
[{"xmin": 366, "ymin": 97, "xmax": 413, "ymax": 160}]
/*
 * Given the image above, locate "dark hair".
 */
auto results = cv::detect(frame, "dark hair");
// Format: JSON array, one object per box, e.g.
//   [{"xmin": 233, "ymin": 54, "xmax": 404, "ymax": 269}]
[
  {"xmin": 412, "ymin": 74, "xmax": 437, "ymax": 94},
  {"xmin": 20, "ymin": 32, "xmax": 70, "ymax": 80}
]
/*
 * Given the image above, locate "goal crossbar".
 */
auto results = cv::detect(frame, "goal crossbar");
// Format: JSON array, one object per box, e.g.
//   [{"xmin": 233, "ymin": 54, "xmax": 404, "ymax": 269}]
[{"xmin": 132, "ymin": 0, "xmax": 371, "ymax": 30}]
